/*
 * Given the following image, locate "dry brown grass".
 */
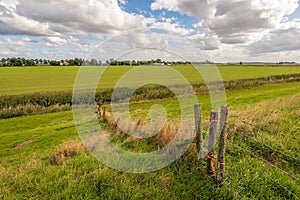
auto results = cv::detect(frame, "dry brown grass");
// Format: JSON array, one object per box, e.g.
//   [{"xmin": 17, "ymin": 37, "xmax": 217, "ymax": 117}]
[
  {"xmin": 233, "ymin": 94, "xmax": 300, "ymax": 122},
  {"xmin": 20, "ymin": 159, "xmax": 41, "ymax": 171},
  {"xmin": 105, "ymin": 112, "xmax": 146, "ymax": 135},
  {"xmin": 153, "ymin": 122, "xmax": 180, "ymax": 146},
  {"xmin": 49, "ymin": 140, "xmax": 85, "ymax": 165},
  {"xmin": 102, "ymin": 112, "xmax": 196, "ymax": 153},
  {"xmin": 159, "ymin": 174, "xmax": 171, "ymax": 195},
  {"xmin": 103, "ymin": 112, "xmax": 182, "ymax": 146},
  {"xmin": 231, "ymin": 95, "xmax": 296, "ymax": 128}
]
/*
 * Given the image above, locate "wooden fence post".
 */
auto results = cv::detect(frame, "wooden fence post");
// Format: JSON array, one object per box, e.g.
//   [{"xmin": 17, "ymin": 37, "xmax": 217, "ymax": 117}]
[
  {"xmin": 134, "ymin": 119, "xmax": 141, "ymax": 133},
  {"xmin": 194, "ymin": 104, "xmax": 203, "ymax": 158},
  {"xmin": 97, "ymin": 104, "xmax": 100, "ymax": 116},
  {"xmin": 206, "ymin": 111, "xmax": 219, "ymax": 177},
  {"xmin": 217, "ymin": 106, "xmax": 228, "ymax": 182},
  {"xmin": 102, "ymin": 106, "xmax": 106, "ymax": 119}
]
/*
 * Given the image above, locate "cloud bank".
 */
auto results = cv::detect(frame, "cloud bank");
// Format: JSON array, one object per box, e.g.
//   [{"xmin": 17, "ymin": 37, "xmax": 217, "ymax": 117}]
[{"xmin": 0, "ymin": 0, "xmax": 299, "ymax": 61}]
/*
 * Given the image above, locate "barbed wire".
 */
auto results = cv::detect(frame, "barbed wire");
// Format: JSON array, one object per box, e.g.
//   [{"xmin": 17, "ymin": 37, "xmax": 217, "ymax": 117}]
[
  {"xmin": 224, "ymin": 114, "xmax": 300, "ymax": 199},
  {"xmin": 229, "ymin": 114, "xmax": 300, "ymax": 164},
  {"xmin": 230, "ymin": 144, "xmax": 300, "ymax": 199},
  {"xmin": 232, "ymin": 144, "xmax": 300, "ymax": 182}
]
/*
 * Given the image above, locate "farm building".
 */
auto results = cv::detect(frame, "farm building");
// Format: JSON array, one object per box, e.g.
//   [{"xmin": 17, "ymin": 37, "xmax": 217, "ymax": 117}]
[{"xmin": 60, "ymin": 61, "xmax": 70, "ymax": 66}]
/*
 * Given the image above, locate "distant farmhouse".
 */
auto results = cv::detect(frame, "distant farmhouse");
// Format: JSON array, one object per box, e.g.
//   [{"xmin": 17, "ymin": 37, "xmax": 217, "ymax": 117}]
[
  {"xmin": 151, "ymin": 62, "xmax": 165, "ymax": 66},
  {"xmin": 60, "ymin": 61, "xmax": 70, "ymax": 66}
]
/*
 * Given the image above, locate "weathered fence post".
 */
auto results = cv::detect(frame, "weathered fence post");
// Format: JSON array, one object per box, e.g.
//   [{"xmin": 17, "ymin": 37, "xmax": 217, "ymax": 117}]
[
  {"xmin": 217, "ymin": 106, "xmax": 228, "ymax": 182},
  {"xmin": 194, "ymin": 104, "xmax": 203, "ymax": 158},
  {"xmin": 133, "ymin": 119, "xmax": 141, "ymax": 133},
  {"xmin": 102, "ymin": 106, "xmax": 106, "ymax": 119},
  {"xmin": 96, "ymin": 102, "xmax": 101, "ymax": 116},
  {"xmin": 97, "ymin": 105, "xmax": 100, "ymax": 116},
  {"xmin": 206, "ymin": 111, "xmax": 219, "ymax": 177}
]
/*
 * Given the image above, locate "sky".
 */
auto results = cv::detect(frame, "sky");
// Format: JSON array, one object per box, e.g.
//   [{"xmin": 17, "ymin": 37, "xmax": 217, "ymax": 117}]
[{"xmin": 0, "ymin": 0, "xmax": 300, "ymax": 62}]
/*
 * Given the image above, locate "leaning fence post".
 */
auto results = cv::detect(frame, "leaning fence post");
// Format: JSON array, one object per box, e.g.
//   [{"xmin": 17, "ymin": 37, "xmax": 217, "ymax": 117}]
[
  {"xmin": 206, "ymin": 111, "xmax": 219, "ymax": 177},
  {"xmin": 194, "ymin": 104, "xmax": 203, "ymax": 158},
  {"xmin": 217, "ymin": 106, "xmax": 228, "ymax": 182}
]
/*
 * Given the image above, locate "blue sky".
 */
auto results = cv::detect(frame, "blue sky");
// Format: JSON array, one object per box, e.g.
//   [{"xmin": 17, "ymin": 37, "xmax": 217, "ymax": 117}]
[
  {"xmin": 123, "ymin": 0, "xmax": 199, "ymax": 30},
  {"xmin": 0, "ymin": 0, "xmax": 300, "ymax": 62},
  {"xmin": 289, "ymin": 4, "xmax": 300, "ymax": 19}
]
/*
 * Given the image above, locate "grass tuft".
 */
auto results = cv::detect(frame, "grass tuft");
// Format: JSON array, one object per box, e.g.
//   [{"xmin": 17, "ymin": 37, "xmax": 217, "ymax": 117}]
[{"xmin": 49, "ymin": 140, "xmax": 85, "ymax": 165}]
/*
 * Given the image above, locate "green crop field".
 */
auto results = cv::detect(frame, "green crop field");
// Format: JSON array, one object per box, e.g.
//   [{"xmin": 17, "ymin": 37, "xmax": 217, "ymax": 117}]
[
  {"xmin": 1, "ymin": 65, "xmax": 300, "ymax": 95},
  {"xmin": 1, "ymin": 65, "xmax": 300, "ymax": 199}
]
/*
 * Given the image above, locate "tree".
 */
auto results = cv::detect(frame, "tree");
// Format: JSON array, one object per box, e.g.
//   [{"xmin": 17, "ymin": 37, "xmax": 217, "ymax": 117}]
[
  {"xmin": 90, "ymin": 58, "xmax": 98, "ymax": 66},
  {"xmin": 75, "ymin": 58, "xmax": 83, "ymax": 66},
  {"xmin": 25, "ymin": 59, "xmax": 35, "ymax": 66},
  {"xmin": 132, "ymin": 60, "xmax": 137, "ymax": 66},
  {"xmin": 50, "ymin": 60, "xmax": 60, "ymax": 66},
  {"xmin": 124, "ymin": 60, "xmax": 130, "ymax": 65},
  {"xmin": 155, "ymin": 58, "xmax": 162, "ymax": 63},
  {"xmin": 110, "ymin": 59, "xmax": 117, "ymax": 66}
]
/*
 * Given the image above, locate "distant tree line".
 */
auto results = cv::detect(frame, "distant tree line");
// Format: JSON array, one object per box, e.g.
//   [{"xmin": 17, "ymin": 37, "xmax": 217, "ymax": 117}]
[
  {"xmin": 0, "ymin": 57, "xmax": 36, "ymax": 66},
  {"xmin": 108, "ymin": 58, "xmax": 191, "ymax": 66},
  {"xmin": 0, "ymin": 57, "xmax": 193, "ymax": 67},
  {"xmin": 0, "ymin": 57, "xmax": 101, "ymax": 66}
]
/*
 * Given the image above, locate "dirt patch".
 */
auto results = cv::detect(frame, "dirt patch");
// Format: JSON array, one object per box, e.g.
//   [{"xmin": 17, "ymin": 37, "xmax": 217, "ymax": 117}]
[{"xmin": 13, "ymin": 137, "xmax": 41, "ymax": 148}]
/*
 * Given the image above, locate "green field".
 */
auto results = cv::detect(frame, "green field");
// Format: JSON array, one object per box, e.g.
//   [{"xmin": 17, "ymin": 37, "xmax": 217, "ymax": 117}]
[
  {"xmin": 1, "ymin": 65, "xmax": 300, "ymax": 95},
  {"xmin": 1, "ymin": 65, "xmax": 300, "ymax": 199}
]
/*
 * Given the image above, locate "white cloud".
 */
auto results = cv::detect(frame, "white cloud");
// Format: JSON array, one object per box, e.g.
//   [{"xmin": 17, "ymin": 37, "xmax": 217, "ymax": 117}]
[
  {"xmin": 21, "ymin": 37, "xmax": 38, "ymax": 43},
  {"xmin": 151, "ymin": 0, "xmax": 299, "ymax": 44},
  {"xmin": 151, "ymin": 21, "xmax": 193, "ymax": 36},
  {"xmin": 0, "ymin": 0, "xmax": 149, "ymax": 36},
  {"xmin": 21, "ymin": 37, "xmax": 31, "ymax": 42},
  {"xmin": 151, "ymin": 0, "xmax": 177, "ymax": 11},
  {"xmin": 0, "ymin": 50, "xmax": 17, "ymax": 56},
  {"xmin": 0, "ymin": 35, "xmax": 95, "ymax": 58},
  {"xmin": 118, "ymin": 0, "xmax": 127, "ymax": 5},
  {"xmin": 248, "ymin": 19, "xmax": 300, "ymax": 54},
  {"xmin": 0, "ymin": 37, "xmax": 27, "ymax": 57},
  {"xmin": 43, "ymin": 37, "xmax": 68, "ymax": 46},
  {"xmin": 187, "ymin": 33, "xmax": 221, "ymax": 50},
  {"xmin": 0, "ymin": 0, "xmax": 300, "ymax": 62}
]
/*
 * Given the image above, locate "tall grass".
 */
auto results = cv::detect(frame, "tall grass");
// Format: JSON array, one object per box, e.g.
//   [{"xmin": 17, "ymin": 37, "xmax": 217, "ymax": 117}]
[
  {"xmin": 102, "ymin": 112, "xmax": 194, "ymax": 152},
  {"xmin": 228, "ymin": 94, "xmax": 300, "ymax": 179},
  {"xmin": 0, "ymin": 104, "xmax": 71, "ymax": 119}
]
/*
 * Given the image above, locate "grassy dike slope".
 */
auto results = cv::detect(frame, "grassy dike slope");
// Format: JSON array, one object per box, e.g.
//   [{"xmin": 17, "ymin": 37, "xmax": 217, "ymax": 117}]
[{"xmin": 0, "ymin": 81, "xmax": 299, "ymax": 199}]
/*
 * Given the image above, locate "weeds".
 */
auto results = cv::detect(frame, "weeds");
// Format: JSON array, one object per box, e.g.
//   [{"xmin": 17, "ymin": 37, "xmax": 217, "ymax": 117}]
[{"xmin": 0, "ymin": 104, "xmax": 71, "ymax": 119}]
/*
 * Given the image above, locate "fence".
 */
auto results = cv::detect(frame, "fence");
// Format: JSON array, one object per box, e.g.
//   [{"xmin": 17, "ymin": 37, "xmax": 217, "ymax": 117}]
[{"xmin": 98, "ymin": 104, "xmax": 229, "ymax": 182}]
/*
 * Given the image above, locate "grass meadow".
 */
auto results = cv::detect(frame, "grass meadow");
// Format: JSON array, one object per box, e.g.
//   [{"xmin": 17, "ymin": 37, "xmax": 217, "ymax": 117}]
[
  {"xmin": 1, "ymin": 65, "xmax": 300, "ymax": 95},
  {"xmin": 0, "ymin": 65, "xmax": 300, "ymax": 199}
]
